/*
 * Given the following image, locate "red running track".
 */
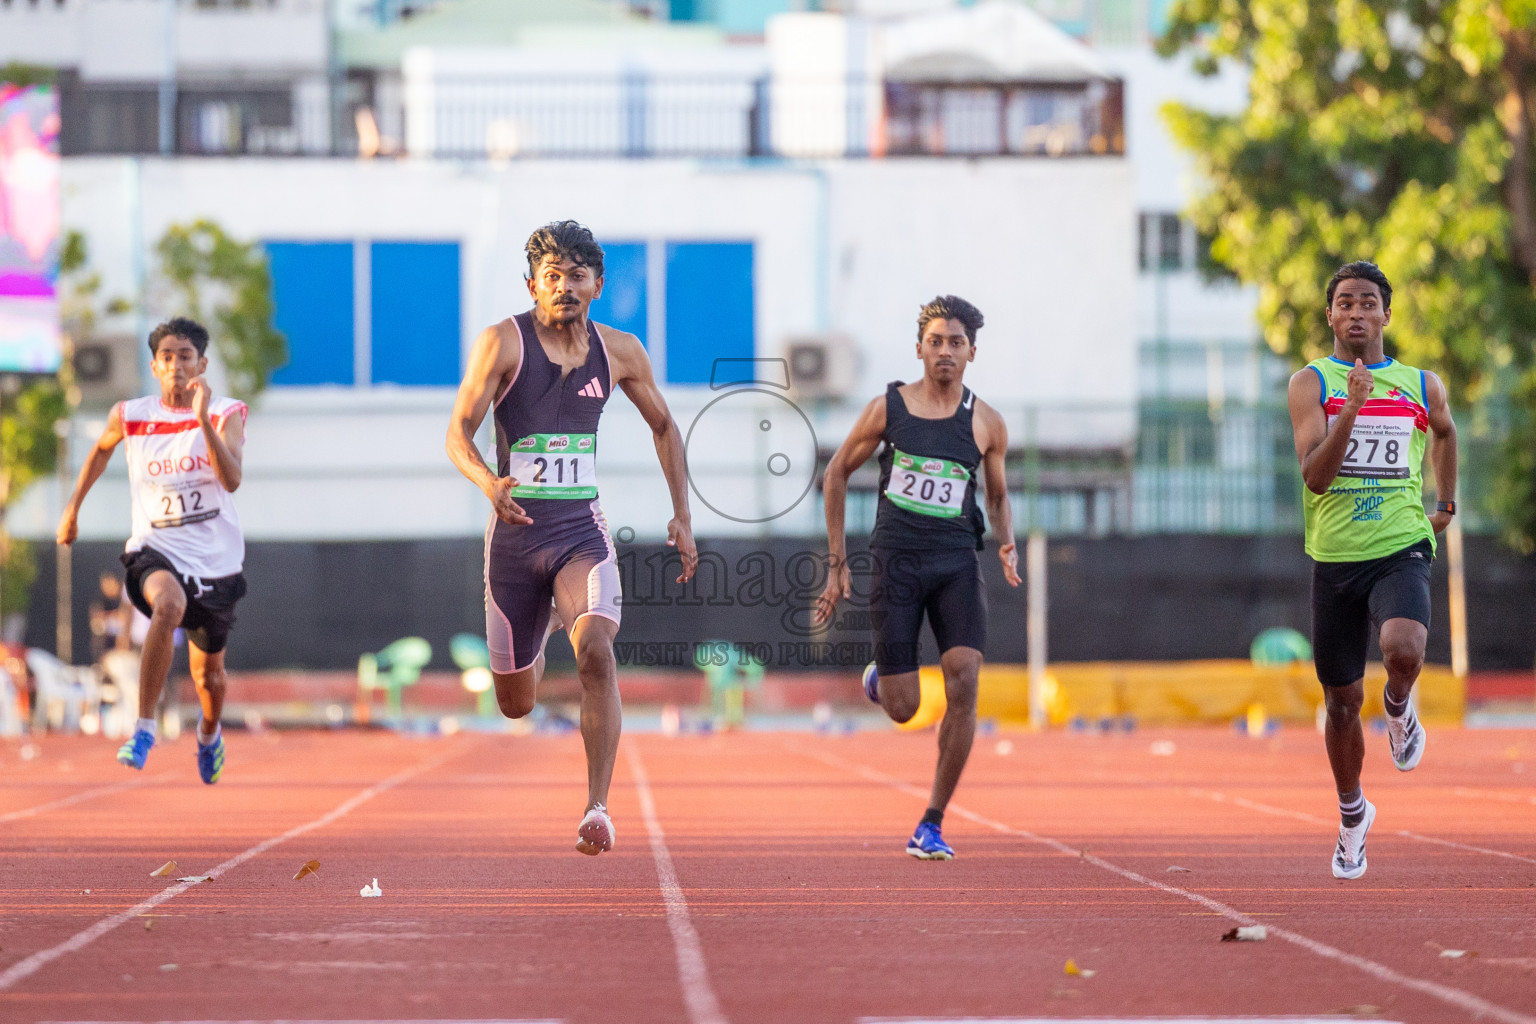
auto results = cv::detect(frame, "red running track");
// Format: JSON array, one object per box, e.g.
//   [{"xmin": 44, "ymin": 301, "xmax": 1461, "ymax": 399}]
[{"xmin": 1, "ymin": 725, "xmax": 1534, "ymax": 1024}]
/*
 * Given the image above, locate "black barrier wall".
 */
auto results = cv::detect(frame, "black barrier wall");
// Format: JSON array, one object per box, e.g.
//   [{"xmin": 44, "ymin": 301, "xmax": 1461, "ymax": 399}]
[{"xmin": 23, "ymin": 536, "xmax": 1536, "ymax": 672}]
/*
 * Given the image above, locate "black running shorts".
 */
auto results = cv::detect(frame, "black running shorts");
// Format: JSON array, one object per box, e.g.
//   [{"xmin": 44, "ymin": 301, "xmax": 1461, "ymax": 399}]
[
  {"xmin": 869, "ymin": 546, "xmax": 988, "ymax": 676},
  {"xmin": 1311, "ymin": 538, "xmax": 1433, "ymax": 686},
  {"xmin": 484, "ymin": 504, "xmax": 620, "ymax": 674},
  {"xmin": 122, "ymin": 546, "xmax": 247, "ymax": 654}
]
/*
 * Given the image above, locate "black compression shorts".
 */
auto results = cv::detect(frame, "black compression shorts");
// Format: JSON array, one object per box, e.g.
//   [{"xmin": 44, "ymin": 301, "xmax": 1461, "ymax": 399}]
[
  {"xmin": 122, "ymin": 546, "xmax": 247, "ymax": 654},
  {"xmin": 869, "ymin": 546, "xmax": 987, "ymax": 676},
  {"xmin": 484, "ymin": 504, "xmax": 620, "ymax": 674},
  {"xmin": 1311, "ymin": 538, "xmax": 1432, "ymax": 686}
]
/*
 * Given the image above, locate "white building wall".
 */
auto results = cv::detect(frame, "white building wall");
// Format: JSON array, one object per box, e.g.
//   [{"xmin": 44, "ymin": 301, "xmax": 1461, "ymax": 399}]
[
  {"xmin": 0, "ymin": 0, "xmax": 327, "ymax": 79},
  {"xmin": 1098, "ymin": 45, "xmax": 1260, "ymax": 345},
  {"xmin": 10, "ymin": 154, "xmax": 1132, "ymax": 544}
]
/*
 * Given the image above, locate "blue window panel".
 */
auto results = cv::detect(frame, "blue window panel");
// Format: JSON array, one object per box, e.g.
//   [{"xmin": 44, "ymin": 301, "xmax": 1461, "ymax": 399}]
[
  {"xmin": 371, "ymin": 241, "xmax": 461, "ymax": 387},
  {"xmin": 589, "ymin": 241, "xmax": 647, "ymax": 345},
  {"xmin": 665, "ymin": 241, "xmax": 754, "ymax": 385},
  {"xmin": 267, "ymin": 241, "xmax": 353, "ymax": 386}
]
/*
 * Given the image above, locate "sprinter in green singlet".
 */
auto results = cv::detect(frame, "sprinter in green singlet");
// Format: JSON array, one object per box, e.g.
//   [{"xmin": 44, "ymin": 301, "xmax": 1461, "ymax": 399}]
[
  {"xmin": 1287, "ymin": 261, "xmax": 1458, "ymax": 879},
  {"xmin": 816, "ymin": 295, "xmax": 1021, "ymax": 860}
]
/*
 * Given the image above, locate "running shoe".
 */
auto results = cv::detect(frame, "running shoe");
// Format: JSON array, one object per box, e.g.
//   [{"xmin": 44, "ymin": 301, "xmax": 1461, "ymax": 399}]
[
  {"xmin": 1331, "ymin": 798, "xmax": 1376, "ymax": 879},
  {"xmin": 906, "ymin": 820, "xmax": 955, "ymax": 861},
  {"xmin": 196, "ymin": 731, "xmax": 225, "ymax": 785},
  {"xmin": 576, "ymin": 803, "xmax": 615, "ymax": 856},
  {"xmin": 116, "ymin": 728, "xmax": 155, "ymax": 770},
  {"xmin": 861, "ymin": 662, "xmax": 880, "ymax": 705},
  {"xmin": 1385, "ymin": 705, "xmax": 1426, "ymax": 772}
]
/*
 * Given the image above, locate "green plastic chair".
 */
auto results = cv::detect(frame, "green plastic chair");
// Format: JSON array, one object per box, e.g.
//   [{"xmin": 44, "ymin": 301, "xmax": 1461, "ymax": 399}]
[
  {"xmin": 694, "ymin": 641, "xmax": 764, "ymax": 730},
  {"xmin": 449, "ymin": 633, "xmax": 497, "ymax": 717},
  {"xmin": 449, "ymin": 633, "xmax": 490, "ymax": 671},
  {"xmin": 358, "ymin": 636, "xmax": 433, "ymax": 719},
  {"xmin": 1250, "ymin": 627, "xmax": 1313, "ymax": 667}
]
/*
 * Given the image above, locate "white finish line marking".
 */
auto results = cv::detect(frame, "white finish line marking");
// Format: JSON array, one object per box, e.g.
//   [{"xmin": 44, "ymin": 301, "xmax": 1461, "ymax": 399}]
[
  {"xmin": 861, "ymin": 1018, "xmax": 1403, "ymax": 1023},
  {"xmin": 626, "ymin": 742, "xmax": 728, "ymax": 1024},
  {"xmin": 796, "ymin": 744, "xmax": 1536, "ymax": 1024},
  {"xmin": 0, "ymin": 742, "xmax": 470, "ymax": 992},
  {"xmin": 1189, "ymin": 788, "xmax": 1536, "ymax": 865},
  {"xmin": 0, "ymin": 772, "xmax": 172, "ymax": 823}
]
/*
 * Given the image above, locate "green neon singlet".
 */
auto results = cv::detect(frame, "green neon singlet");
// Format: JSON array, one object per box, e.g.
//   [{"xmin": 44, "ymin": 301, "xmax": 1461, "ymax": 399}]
[{"xmin": 1302, "ymin": 356, "xmax": 1434, "ymax": 562}]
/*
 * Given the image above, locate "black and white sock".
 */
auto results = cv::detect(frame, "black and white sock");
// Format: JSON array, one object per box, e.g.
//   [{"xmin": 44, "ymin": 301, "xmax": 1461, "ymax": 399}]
[
  {"xmin": 1383, "ymin": 686, "xmax": 1411, "ymax": 718},
  {"xmin": 1339, "ymin": 787, "xmax": 1366, "ymax": 828}
]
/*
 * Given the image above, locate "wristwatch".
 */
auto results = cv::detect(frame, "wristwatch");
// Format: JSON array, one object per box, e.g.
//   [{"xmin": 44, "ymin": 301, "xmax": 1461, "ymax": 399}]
[{"xmin": 1435, "ymin": 500, "xmax": 1456, "ymax": 515}]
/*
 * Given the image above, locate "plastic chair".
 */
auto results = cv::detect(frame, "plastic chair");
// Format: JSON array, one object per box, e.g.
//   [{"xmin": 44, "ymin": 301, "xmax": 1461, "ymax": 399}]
[
  {"xmin": 98, "ymin": 649, "xmax": 142, "ymax": 740},
  {"xmin": 449, "ymin": 633, "xmax": 496, "ymax": 717},
  {"xmin": 357, "ymin": 637, "xmax": 432, "ymax": 719},
  {"xmin": 25, "ymin": 649, "xmax": 99, "ymax": 734},
  {"xmin": 0, "ymin": 666, "xmax": 21, "ymax": 738},
  {"xmin": 694, "ymin": 641, "xmax": 763, "ymax": 731}
]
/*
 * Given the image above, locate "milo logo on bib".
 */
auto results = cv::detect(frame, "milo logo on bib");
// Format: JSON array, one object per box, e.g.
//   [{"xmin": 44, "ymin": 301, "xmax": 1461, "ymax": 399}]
[
  {"xmin": 886, "ymin": 447, "xmax": 969, "ymax": 518},
  {"xmin": 507, "ymin": 433, "xmax": 598, "ymax": 500}
]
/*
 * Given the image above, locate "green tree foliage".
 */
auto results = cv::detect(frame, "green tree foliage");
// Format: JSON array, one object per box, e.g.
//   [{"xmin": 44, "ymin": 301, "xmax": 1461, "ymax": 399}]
[
  {"xmin": 0, "ymin": 379, "xmax": 65, "ymax": 623},
  {"xmin": 156, "ymin": 220, "xmax": 288, "ymax": 402},
  {"xmin": 1160, "ymin": 0, "xmax": 1536, "ymax": 549}
]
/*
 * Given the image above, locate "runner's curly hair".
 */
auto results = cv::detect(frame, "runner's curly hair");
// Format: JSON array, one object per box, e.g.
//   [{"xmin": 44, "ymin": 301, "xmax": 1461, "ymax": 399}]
[
  {"xmin": 917, "ymin": 295, "xmax": 984, "ymax": 345},
  {"xmin": 1326, "ymin": 261, "xmax": 1392, "ymax": 311},
  {"xmin": 147, "ymin": 317, "xmax": 210, "ymax": 356},
  {"xmin": 525, "ymin": 220, "xmax": 605, "ymax": 279}
]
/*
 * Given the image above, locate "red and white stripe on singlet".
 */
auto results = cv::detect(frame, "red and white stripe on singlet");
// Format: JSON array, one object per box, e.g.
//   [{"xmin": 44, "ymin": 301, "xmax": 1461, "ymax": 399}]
[{"xmin": 121, "ymin": 395, "xmax": 247, "ymax": 579}]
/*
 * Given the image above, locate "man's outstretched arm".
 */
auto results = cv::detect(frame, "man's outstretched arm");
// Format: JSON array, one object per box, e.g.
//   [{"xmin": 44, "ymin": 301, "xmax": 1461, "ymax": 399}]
[
  {"xmin": 814, "ymin": 395, "xmax": 886, "ymax": 625},
  {"xmin": 57, "ymin": 404, "xmax": 126, "ymax": 546},
  {"xmin": 1425, "ymin": 370, "xmax": 1458, "ymax": 534},
  {"xmin": 977, "ymin": 401, "xmax": 1020, "ymax": 587},
  {"xmin": 447, "ymin": 323, "xmax": 531, "ymax": 525},
  {"xmin": 607, "ymin": 328, "xmax": 696, "ymax": 583}
]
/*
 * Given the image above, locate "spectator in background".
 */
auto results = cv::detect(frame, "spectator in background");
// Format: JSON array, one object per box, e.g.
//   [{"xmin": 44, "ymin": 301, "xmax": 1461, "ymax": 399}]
[{"xmin": 89, "ymin": 572, "xmax": 132, "ymax": 662}]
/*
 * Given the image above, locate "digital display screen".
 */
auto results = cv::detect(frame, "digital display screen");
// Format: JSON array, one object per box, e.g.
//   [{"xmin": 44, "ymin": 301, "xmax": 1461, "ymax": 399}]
[{"xmin": 0, "ymin": 83, "xmax": 62, "ymax": 375}]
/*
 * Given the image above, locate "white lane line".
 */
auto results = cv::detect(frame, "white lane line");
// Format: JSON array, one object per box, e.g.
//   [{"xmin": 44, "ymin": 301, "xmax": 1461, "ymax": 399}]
[
  {"xmin": 625, "ymin": 742, "xmax": 728, "ymax": 1024},
  {"xmin": 860, "ymin": 1018, "xmax": 1404, "ymax": 1023},
  {"xmin": 0, "ymin": 773, "xmax": 172, "ymax": 824},
  {"xmin": 0, "ymin": 740, "xmax": 471, "ymax": 992},
  {"xmin": 1452, "ymin": 786, "xmax": 1536, "ymax": 807},
  {"xmin": 796, "ymin": 745, "xmax": 1536, "ymax": 1024},
  {"xmin": 1188, "ymin": 789, "xmax": 1536, "ymax": 866}
]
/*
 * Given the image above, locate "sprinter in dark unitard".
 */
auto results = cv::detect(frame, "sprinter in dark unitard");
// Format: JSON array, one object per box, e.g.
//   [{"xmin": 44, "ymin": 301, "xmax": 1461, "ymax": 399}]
[
  {"xmin": 816, "ymin": 295, "xmax": 1020, "ymax": 860},
  {"xmin": 447, "ymin": 221, "xmax": 697, "ymax": 855}
]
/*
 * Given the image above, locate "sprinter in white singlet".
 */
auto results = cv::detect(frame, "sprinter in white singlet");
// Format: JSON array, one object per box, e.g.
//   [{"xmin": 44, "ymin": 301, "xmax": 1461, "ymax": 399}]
[{"xmin": 57, "ymin": 317, "xmax": 247, "ymax": 784}]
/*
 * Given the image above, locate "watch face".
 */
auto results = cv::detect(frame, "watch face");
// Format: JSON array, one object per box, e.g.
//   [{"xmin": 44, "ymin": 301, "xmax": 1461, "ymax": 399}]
[{"xmin": 684, "ymin": 387, "xmax": 819, "ymax": 525}]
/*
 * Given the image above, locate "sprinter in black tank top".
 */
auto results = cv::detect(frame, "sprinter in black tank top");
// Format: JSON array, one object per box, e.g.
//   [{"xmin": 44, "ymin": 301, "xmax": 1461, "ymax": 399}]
[
  {"xmin": 448, "ymin": 221, "xmax": 698, "ymax": 857},
  {"xmin": 816, "ymin": 295, "xmax": 1020, "ymax": 860}
]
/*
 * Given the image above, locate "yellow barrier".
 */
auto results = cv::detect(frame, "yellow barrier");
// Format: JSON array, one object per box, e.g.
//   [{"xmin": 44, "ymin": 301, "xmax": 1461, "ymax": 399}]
[{"xmin": 900, "ymin": 661, "xmax": 1465, "ymax": 728}]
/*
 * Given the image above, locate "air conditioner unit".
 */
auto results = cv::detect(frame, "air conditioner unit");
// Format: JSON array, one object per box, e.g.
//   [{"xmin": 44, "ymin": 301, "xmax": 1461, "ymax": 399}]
[
  {"xmin": 73, "ymin": 335, "xmax": 142, "ymax": 409},
  {"xmin": 785, "ymin": 335, "xmax": 858, "ymax": 400}
]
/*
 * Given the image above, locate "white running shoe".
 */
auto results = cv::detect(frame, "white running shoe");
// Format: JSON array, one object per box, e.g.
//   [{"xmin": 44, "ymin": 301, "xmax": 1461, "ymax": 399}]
[
  {"xmin": 1331, "ymin": 799, "xmax": 1376, "ymax": 879},
  {"xmin": 1385, "ymin": 706, "xmax": 1426, "ymax": 771},
  {"xmin": 576, "ymin": 803, "xmax": 615, "ymax": 856}
]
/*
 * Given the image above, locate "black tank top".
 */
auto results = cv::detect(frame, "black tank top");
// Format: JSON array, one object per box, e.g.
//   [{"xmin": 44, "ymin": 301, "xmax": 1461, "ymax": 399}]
[
  {"xmin": 870, "ymin": 381, "xmax": 985, "ymax": 551},
  {"xmin": 493, "ymin": 311, "xmax": 612, "ymax": 527}
]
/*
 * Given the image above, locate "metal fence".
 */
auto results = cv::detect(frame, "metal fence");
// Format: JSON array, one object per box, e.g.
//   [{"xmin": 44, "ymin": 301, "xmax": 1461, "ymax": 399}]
[{"xmin": 59, "ymin": 74, "xmax": 1125, "ymax": 160}]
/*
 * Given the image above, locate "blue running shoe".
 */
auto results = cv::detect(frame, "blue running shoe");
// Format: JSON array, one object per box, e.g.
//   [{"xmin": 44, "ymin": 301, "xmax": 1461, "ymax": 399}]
[
  {"xmin": 196, "ymin": 732, "xmax": 225, "ymax": 785},
  {"xmin": 861, "ymin": 661, "xmax": 880, "ymax": 705},
  {"xmin": 907, "ymin": 820, "xmax": 954, "ymax": 860},
  {"xmin": 117, "ymin": 729, "xmax": 155, "ymax": 770}
]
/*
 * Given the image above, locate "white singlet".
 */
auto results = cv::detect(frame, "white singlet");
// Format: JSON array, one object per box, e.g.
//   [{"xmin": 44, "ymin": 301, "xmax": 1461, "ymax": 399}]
[{"xmin": 120, "ymin": 395, "xmax": 247, "ymax": 579}]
